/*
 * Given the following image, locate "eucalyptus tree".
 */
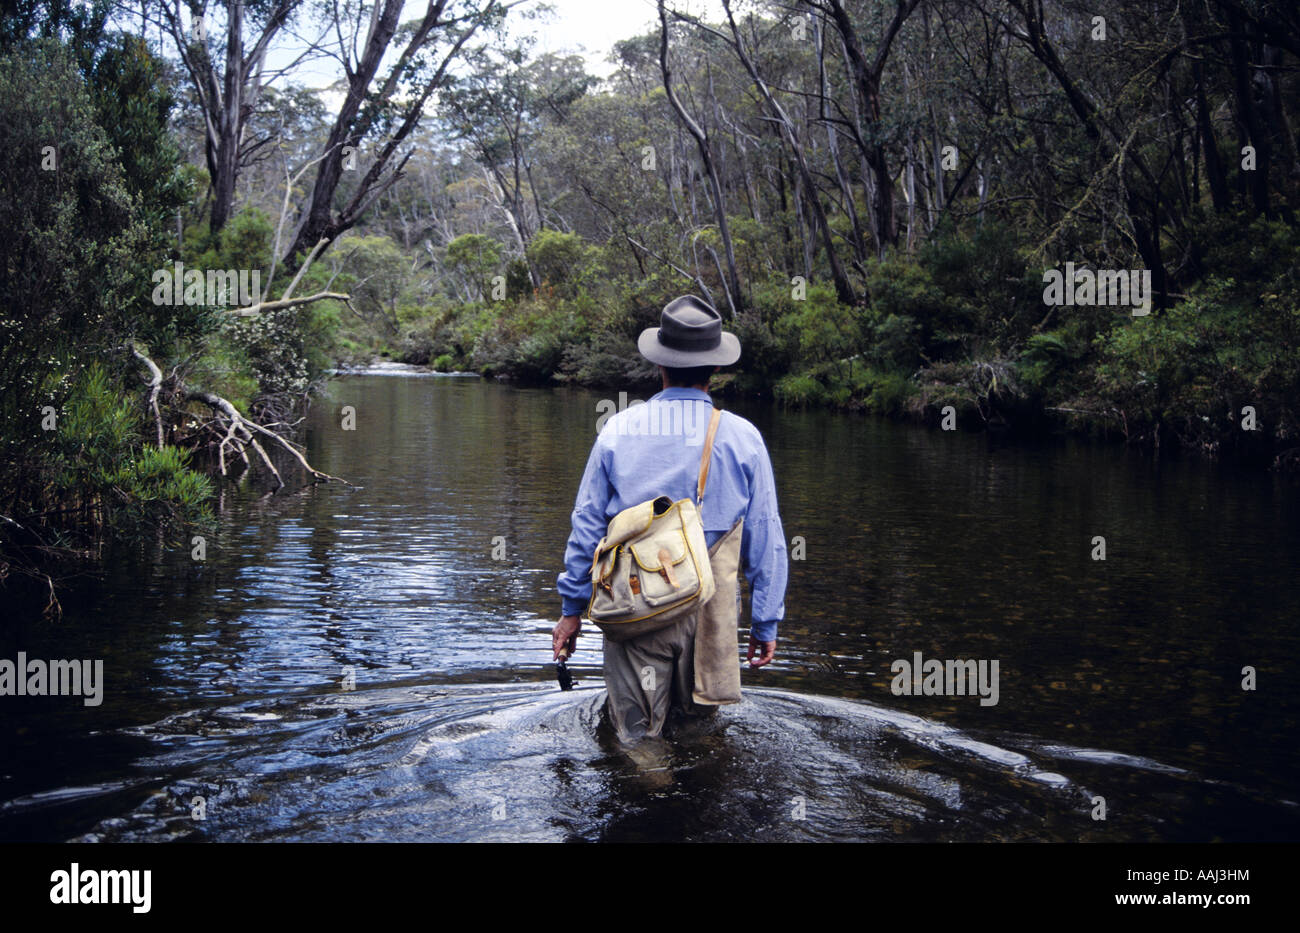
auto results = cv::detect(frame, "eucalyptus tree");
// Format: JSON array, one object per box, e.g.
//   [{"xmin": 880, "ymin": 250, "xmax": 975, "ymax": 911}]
[
  {"xmin": 440, "ymin": 40, "xmax": 596, "ymax": 286},
  {"xmin": 284, "ymin": 0, "xmax": 518, "ymax": 268},
  {"xmin": 811, "ymin": 0, "xmax": 922, "ymax": 259},
  {"xmin": 155, "ymin": 0, "xmax": 308, "ymax": 234},
  {"xmin": 657, "ymin": 0, "xmax": 746, "ymax": 314}
]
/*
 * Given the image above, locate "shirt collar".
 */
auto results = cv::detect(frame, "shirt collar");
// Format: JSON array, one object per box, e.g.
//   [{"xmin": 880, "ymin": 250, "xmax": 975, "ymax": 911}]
[{"xmin": 651, "ymin": 386, "xmax": 712, "ymax": 403}]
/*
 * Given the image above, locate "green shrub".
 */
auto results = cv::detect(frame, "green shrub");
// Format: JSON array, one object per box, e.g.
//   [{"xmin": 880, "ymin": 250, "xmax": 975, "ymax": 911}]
[
  {"xmin": 526, "ymin": 229, "xmax": 596, "ymax": 297},
  {"xmin": 1017, "ymin": 329, "xmax": 1083, "ymax": 395},
  {"xmin": 107, "ymin": 444, "xmax": 215, "ymax": 538},
  {"xmin": 190, "ymin": 208, "xmax": 274, "ymax": 275},
  {"xmin": 470, "ymin": 297, "xmax": 587, "ymax": 382},
  {"xmin": 446, "ymin": 233, "xmax": 503, "ymax": 299},
  {"xmin": 49, "ymin": 363, "xmax": 213, "ymax": 541},
  {"xmin": 773, "ymin": 282, "xmax": 864, "ymax": 372},
  {"xmin": 1092, "ymin": 217, "xmax": 1300, "ymax": 451},
  {"xmin": 557, "ymin": 330, "xmax": 653, "ymax": 387},
  {"xmin": 773, "ymin": 372, "xmax": 827, "ymax": 407},
  {"xmin": 864, "ymin": 369, "xmax": 916, "ymax": 416}
]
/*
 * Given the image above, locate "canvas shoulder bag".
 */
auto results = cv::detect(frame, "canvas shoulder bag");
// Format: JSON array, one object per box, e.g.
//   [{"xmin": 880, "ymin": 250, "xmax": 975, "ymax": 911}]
[{"xmin": 587, "ymin": 407, "xmax": 723, "ymax": 642}]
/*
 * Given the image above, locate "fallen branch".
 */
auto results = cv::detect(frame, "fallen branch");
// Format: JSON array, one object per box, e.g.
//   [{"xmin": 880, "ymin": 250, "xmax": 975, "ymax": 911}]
[
  {"xmin": 127, "ymin": 341, "xmax": 165, "ymax": 449},
  {"xmin": 43, "ymin": 573, "xmax": 62, "ymax": 622},
  {"xmin": 226, "ymin": 291, "xmax": 352, "ymax": 317},
  {"xmin": 185, "ymin": 388, "xmax": 355, "ymax": 487},
  {"xmin": 248, "ymin": 436, "xmax": 284, "ymax": 486},
  {"xmin": 124, "ymin": 289, "xmax": 357, "ymax": 490},
  {"xmin": 187, "ymin": 389, "xmax": 252, "ymax": 477},
  {"xmin": 280, "ymin": 237, "xmax": 332, "ymax": 303}
]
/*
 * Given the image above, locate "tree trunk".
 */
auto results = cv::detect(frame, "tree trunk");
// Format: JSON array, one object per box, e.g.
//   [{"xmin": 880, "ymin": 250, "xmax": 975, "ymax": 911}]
[{"xmin": 657, "ymin": 1, "xmax": 744, "ymax": 315}]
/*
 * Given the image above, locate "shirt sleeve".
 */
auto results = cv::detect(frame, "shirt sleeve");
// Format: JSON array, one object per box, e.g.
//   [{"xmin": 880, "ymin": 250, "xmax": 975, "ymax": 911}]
[
  {"xmin": 741, "ymin": 437, "xmax": 787, "ymax": 643},
  {"xmin": 556, "ymin": 435, "xmax": 612, "ymax": 617}
]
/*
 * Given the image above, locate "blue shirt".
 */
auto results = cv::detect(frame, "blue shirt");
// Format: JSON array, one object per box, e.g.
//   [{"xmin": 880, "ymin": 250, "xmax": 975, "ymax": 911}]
[{"xmin": 557, "ymin": 387, "xmax": 787, "ymax": 641}]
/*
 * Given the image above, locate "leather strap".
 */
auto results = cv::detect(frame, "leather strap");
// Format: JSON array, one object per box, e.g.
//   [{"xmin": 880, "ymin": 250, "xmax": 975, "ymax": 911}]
[{"xmin": 696, "ymin": 407, "xmax": 722, "ymax": 505}]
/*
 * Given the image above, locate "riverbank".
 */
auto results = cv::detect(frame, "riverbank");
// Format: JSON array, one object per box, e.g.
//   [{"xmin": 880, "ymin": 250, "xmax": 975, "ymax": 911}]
[
  {"xmin": 375, "ymin": 219, "xmax": 1299, "ymax": 473},
  {"xmin": 367, "ymin": 343, "xmax": 1295, "ymax": 472}
]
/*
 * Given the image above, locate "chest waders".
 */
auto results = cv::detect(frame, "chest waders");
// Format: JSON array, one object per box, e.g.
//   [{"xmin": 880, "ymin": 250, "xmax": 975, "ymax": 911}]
[{"xmin": 601, "ymin": 518, "xmax": 744, "ymax": 744}]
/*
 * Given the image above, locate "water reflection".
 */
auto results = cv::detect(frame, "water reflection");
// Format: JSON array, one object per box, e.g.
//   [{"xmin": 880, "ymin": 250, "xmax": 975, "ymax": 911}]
[{"xmin": 1, "ymin": 373, "xmax": 1297, "ymax": 842}]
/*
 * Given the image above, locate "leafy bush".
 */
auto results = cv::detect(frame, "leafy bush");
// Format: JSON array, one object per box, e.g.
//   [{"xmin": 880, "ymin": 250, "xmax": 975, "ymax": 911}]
[
  {"xmin": 558, "ymin": 330, "xmax": 655, "ymax": 387},
  {"xmin": 0, "ymin": 40, "xmax": 155, "ymax": 491},
  {"xmin": 727, "ymin": 309, "xmax": 793, "ymax": 393},
  {"xmin": 526, "ymin": 229, "xmax": 598, "ymax": 297},
  {"xmin": 864, "ymin": 369, "xmax": 916, "ymax": 416},
  {"xmin": 774, "ymin": 281, "xmax": 865, "ymax": 372},
  {"xmin": 918, "ymin": 221, "xmax": 1040, "ymax": 350},
  {"xmin": 49, "ymin": 363, "xmax": 213, "ymax": 542},
  {"xmin": 446, "ymin": 233, "xmax": 503, "ymax": 299},
  {"xmin": 220, "ymin": 309, "xmax": 312, "ymax": 402},
  {"xmin": 1017, "ymin": 328, "xmax": 1085, "ymax": 395},
  {"xmin": 773, "ymin": 372, "xmax": 828, "ymax": 406},
  {"xmin": 1093, "ymin": 216, "xmax": 1300, "ymax": 453},
  {"xmin": 470, "ymin": 297, "xmax": 587, "ymax": 382}
]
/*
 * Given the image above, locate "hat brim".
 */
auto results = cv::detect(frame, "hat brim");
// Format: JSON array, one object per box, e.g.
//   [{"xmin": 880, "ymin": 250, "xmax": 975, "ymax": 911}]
[{"xmin": 637, "ymin": 328, "xmax": 741, "ymax": 367}]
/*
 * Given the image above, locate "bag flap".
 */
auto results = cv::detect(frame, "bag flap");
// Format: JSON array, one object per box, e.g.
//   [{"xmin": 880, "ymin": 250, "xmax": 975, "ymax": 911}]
[
  {"xmin": 596, "ymin": 496, "xmax": 667, "ymax": 557},
  {"xmin": 628, "ymin": 528, "xmax": 688, "ymax": 571}
]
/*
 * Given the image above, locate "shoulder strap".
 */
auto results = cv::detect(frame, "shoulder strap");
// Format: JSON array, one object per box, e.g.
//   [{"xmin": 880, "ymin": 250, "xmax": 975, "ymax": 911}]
[{"xmin": 696, "ymin": 407, "xmax": 722, "ymax": 505}]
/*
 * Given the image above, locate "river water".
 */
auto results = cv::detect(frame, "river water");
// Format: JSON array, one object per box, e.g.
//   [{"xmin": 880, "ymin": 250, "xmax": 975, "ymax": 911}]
[{"xmin": 2, "ymin": 370, "xmax": 1297, "ymax": 841}]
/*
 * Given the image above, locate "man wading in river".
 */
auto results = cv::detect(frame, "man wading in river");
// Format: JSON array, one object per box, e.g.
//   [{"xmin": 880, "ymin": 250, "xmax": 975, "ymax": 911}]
[{"xmin": 553, "ymin": 296, "xmax": 788, "ymax": 744}]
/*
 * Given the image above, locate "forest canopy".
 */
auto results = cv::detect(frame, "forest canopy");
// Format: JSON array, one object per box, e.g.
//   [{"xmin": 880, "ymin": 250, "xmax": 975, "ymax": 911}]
[{"xmin": 2, "ymin": 0, "xmax": 1299, "ymax": 607}]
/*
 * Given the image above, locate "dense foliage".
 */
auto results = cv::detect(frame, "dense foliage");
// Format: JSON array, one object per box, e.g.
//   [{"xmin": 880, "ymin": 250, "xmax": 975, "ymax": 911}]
[{"xmin": 2, "ymin": 0, "xmax": 1299, "ymax": 605}]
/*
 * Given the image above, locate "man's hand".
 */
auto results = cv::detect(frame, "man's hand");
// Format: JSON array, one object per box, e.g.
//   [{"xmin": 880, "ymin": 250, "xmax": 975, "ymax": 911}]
[
  {"xmin": 746, "ymin": 634, "xmax": 776, "ymax": 668},
  {"xmin": 553, "ymin": 614, "xmax": 582, "ymax": 660}
]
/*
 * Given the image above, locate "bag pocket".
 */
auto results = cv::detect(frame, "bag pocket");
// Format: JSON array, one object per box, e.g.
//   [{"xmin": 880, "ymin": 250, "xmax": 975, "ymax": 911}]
[
  {"xmin": 629, "ymin": 532, "xmax": 699, "ymax": 606},
  {"xmin": 589, "ymin": 546, "xmax": 635, "ymax": 620}
]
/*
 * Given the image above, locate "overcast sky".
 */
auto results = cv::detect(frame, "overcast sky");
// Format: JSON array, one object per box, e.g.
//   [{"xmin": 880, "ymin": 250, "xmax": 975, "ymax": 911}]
[
  {"xmin": 534, "ymin": 0, "xmax": 663, "ymax": 74},
  {"xmin": 272, "ymin": 0, "xmax": 728, "ymax": 88},
  {"xmin": 499, "ymin": 0, "xmax": 732, "ymax": 76}
]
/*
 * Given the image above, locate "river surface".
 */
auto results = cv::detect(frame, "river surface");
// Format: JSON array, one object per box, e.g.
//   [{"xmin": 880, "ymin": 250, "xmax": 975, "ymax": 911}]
[{"xmin": 2, "ymin": 370, "xmax": 1298, "ymax": 841}]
